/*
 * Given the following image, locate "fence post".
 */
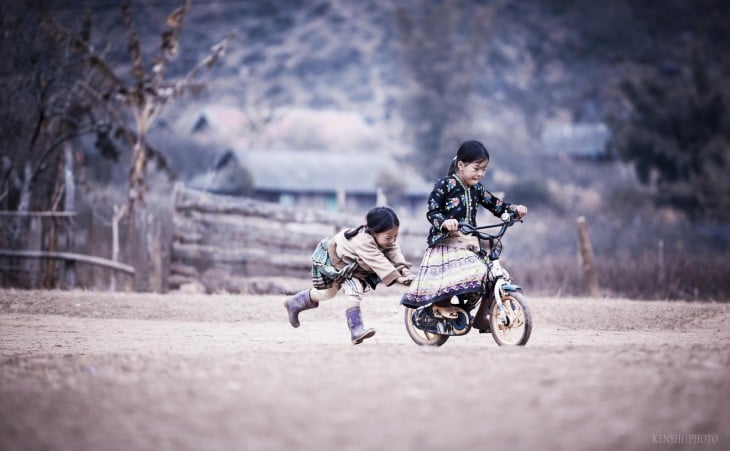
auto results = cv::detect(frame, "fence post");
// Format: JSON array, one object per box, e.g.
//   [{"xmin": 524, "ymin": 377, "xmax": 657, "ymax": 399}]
[
  {"xmin": 336, "ymin": 187, "xmax": 346, "ymax": 213},
  {"xmin": 147, "ymin": 212, "xmax": 163, "ymax": 293},
  {"xmin": 657, "ymin": 239, "xmax": 665, "ymax": 286},
  {"xmin": 577, "ymin": 216, "xmax": 600, "ymax": 297},
  {"xmin": 111, "ymin": 204, "xmax": 123, "ymax": 291},
  {"xmin": 26, "ymin": 216, "xmax": 41, "ymax": 288}
]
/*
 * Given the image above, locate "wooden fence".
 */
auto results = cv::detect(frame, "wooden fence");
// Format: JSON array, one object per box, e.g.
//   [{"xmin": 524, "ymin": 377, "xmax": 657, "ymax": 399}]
[
  {"xmin": 170, "ymin": 185, "xmax": 427, "ymax": 294},
  {"xmin": 0, "ymin": 211, "xmax": 135, "ymax": 289}
]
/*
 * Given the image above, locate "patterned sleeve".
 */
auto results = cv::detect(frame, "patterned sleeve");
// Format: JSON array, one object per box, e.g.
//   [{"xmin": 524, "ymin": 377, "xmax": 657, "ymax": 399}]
[
  {"xmin": 477, "ymin": 183, "xmax": 511, "ymax": 217},
  {"xmin": 426, "ymin": 178, "xmax": 449, "ymax": 230}
]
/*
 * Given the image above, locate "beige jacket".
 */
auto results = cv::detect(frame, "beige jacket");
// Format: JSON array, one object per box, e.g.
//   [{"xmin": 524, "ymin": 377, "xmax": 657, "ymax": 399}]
[{"xmin": 327, "ymin": 228, "xmax": 412, "ymax": 287}]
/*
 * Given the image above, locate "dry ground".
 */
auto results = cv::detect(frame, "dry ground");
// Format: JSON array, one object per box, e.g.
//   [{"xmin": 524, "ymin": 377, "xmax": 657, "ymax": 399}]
[{"xmin": 0, "ymin": 288, "xmax": 728, "ymax": 451}]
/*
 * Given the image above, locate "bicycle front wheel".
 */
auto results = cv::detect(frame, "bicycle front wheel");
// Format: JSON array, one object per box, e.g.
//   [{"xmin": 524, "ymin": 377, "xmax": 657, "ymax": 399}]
[{"xmin": 489, "ymin": 291, "xmax": 532, "ymax": 346}]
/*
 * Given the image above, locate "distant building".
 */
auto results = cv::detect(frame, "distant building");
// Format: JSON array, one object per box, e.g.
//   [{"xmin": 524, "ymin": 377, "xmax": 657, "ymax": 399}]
[
  {"xmin": 189, "ymin": 149, "xmax": 432, "ymax": 215},
  {"xmin": 540, "ymin": 122, "xmax": 611, "ymax": 159}
]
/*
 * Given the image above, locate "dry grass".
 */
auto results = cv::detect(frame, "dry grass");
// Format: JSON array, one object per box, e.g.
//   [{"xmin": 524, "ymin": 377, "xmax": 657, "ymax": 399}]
[{"xmin": 517, "ymin": 253, "xmax": 730, "ymax": 301}]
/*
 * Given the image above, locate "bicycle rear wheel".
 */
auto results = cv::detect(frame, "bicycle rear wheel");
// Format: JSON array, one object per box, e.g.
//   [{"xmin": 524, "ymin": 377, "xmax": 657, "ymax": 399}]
[{"xmin": 403, "ymin": 307, "xmax": 449, "ymax": 347}]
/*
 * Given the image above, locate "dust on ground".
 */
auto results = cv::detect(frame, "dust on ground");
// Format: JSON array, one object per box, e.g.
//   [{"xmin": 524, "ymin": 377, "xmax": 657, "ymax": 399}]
[{"xmin": 1, "ymin": 289, "xmax": 728, "ymax": 451}]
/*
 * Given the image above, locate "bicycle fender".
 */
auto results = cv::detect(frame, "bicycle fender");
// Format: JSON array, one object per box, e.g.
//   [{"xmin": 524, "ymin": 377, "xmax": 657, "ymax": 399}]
[{"xmin": 501, "ymin": 283, "xmax": 522, "ymax": 292}]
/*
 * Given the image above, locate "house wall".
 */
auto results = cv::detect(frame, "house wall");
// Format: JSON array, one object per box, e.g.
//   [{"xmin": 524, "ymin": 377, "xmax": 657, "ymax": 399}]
[{"xmin": 251, "ymin": 189, "xmax": 427, "ymax": 216}]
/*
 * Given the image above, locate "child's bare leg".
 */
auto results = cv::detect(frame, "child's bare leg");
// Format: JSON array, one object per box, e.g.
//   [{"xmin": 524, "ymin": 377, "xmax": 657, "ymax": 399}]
[
  {"xmin": 284, "ymin": 281, "xmax": 342, "ymax": 328},
  {"xmin": 309, "ymin": 285, "xmax": 340, "ymax": 303}
]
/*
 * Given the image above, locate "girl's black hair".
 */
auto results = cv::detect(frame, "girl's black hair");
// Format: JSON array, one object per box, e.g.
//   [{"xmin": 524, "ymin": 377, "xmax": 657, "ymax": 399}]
[
  {"xmin": 344, "ymin": 206, "xmax": 400, "ymax": 240},
  {"xmin": 447, "ymin": 140, "xmax": 491, "ymax": 176}
]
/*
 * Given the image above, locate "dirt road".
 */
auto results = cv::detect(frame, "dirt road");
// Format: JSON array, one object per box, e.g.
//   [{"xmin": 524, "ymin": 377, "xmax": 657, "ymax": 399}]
[{"xmin": 0, "ymin": 289, "xmax": 728, "ymax": 451}]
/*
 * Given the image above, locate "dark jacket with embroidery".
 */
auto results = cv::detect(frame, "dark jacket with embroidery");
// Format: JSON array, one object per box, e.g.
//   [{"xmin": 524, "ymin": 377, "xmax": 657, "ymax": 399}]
[{"xmin": 426, "ymin": 175, "xmax": 511, "ymax": 247}]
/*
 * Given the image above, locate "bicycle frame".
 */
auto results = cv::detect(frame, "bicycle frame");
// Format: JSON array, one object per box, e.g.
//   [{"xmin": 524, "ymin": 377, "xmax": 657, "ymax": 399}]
[{"xmin": 461, "ymin": 213, "xmax": 523, "ymax": 319}]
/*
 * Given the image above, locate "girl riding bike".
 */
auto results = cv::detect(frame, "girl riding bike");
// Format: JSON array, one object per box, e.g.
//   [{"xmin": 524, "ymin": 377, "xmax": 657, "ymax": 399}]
[{"xmin": 402, "ymin": 140, "xmax": 527, "ymax": 332}]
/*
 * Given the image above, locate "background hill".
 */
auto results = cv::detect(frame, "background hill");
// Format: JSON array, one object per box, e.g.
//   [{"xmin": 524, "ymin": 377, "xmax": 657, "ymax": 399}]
[{"xmin": 44, "ymin": 0, "xmax": 727, "ymax": 210}]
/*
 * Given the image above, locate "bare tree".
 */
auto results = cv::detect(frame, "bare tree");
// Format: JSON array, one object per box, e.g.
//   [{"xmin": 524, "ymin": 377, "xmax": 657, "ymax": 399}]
[
  {"xmin": 0, "ymin": 2, "xmax": 105, "ymax": 288},
  {"xmin": 0, "ymin": 3, "xmax": 95, "ymax": 214},
  {"xmin": 44, "ymin": 0, "xmax": 233, "ymax": 290},
  {"xmin": 48, "ymin": 1, "xmax": 231, "ymax": 211}
]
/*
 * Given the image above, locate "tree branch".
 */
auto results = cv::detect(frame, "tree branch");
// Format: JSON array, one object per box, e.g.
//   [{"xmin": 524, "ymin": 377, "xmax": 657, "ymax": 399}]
[{"xmin": 173, "ymin": 31, "xmax": 235, "ymax": 99}]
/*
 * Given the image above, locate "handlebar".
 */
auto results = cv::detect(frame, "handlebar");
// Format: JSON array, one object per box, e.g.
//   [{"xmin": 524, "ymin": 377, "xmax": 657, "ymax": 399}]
[{"xmin": 458, "ymin": 212, "xmax": 522, "ymax": 241}]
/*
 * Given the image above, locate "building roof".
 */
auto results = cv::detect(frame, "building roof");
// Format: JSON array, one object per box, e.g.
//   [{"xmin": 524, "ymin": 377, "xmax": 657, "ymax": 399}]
[
  {"xmin": 190, "ymin": 149, "xmax": 432, "ymax": 196},
  {"xmin": 540, "ymin": 122, "xmax": 611, "ymax": 157}
]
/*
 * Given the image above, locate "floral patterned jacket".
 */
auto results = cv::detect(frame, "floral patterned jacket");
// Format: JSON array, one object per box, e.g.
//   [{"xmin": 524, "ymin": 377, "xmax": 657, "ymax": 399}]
[{"xmin": 426, "ymin": 175, "xmax": 512, "ymax": 247}]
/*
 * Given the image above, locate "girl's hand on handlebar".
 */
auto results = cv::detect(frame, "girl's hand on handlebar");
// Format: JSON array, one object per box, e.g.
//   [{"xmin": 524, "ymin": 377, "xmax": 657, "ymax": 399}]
[
  {"xmin": 441, "ymin": 219, "xmax": 460, "ymax": 232},
  {"xmin": 510, "ymin": 205, "xmax": 528, "ymax": 218}
]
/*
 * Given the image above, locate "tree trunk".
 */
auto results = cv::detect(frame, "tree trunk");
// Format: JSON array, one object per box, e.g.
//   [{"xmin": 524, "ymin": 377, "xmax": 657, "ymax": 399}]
[
  {"xmin": 26, "ymin": 216, "xmax": 41, "ymax": 288},
  {"xmin": 128, "ymin": 121, "xmax": 148, "ymax": 208},
  {"xmin": 130, "ymin": 205, "xmax": 151, "ymax": 292},
  {"xmin": 44, "ymin": 216, "xmax": 58, "ymax": 288},
  {"xmin": 63, "ymin": 142, "xmax": 76, "ymax": 288},
  {"xmin": 18, "ymin": 161, "xmax": 32, "ymax": 213}
]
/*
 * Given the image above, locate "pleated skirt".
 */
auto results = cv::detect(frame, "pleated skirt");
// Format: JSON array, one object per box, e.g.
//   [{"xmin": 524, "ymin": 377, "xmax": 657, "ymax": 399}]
[{"xmin": 401, "ymin": 244, "xmax": 487, "ymax": 307}]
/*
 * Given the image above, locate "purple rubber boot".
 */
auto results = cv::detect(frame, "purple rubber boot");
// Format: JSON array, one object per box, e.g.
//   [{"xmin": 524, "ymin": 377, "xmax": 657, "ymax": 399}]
[
  {"xmin": 284, "ymin": 290, "xmax": 319, "ymax": 328},
  {"xmin": 346, "ymin": 306, "xmax": 375, "ymax": 345}
]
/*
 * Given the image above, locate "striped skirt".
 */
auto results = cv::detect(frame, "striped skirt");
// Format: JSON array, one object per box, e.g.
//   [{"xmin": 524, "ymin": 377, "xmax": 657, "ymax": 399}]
[{"xmin": 401, "ymin": 244, "xmax": 487, "ymax": 307}]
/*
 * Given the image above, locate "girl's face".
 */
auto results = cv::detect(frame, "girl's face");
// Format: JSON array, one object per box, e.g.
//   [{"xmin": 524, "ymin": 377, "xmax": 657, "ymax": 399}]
[
  {"xmin": 457, "ymin": 159, "xmax": 489, "ymax": 186},
  {"xmin": 372, "ymin": 226, "xmax": 399, "ymax": 248}
]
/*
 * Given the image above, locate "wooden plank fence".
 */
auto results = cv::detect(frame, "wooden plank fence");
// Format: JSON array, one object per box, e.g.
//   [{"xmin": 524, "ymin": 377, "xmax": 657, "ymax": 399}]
[{"xmin": 170, "ymin": 184, "xmax": 427, "ymax": 294}]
